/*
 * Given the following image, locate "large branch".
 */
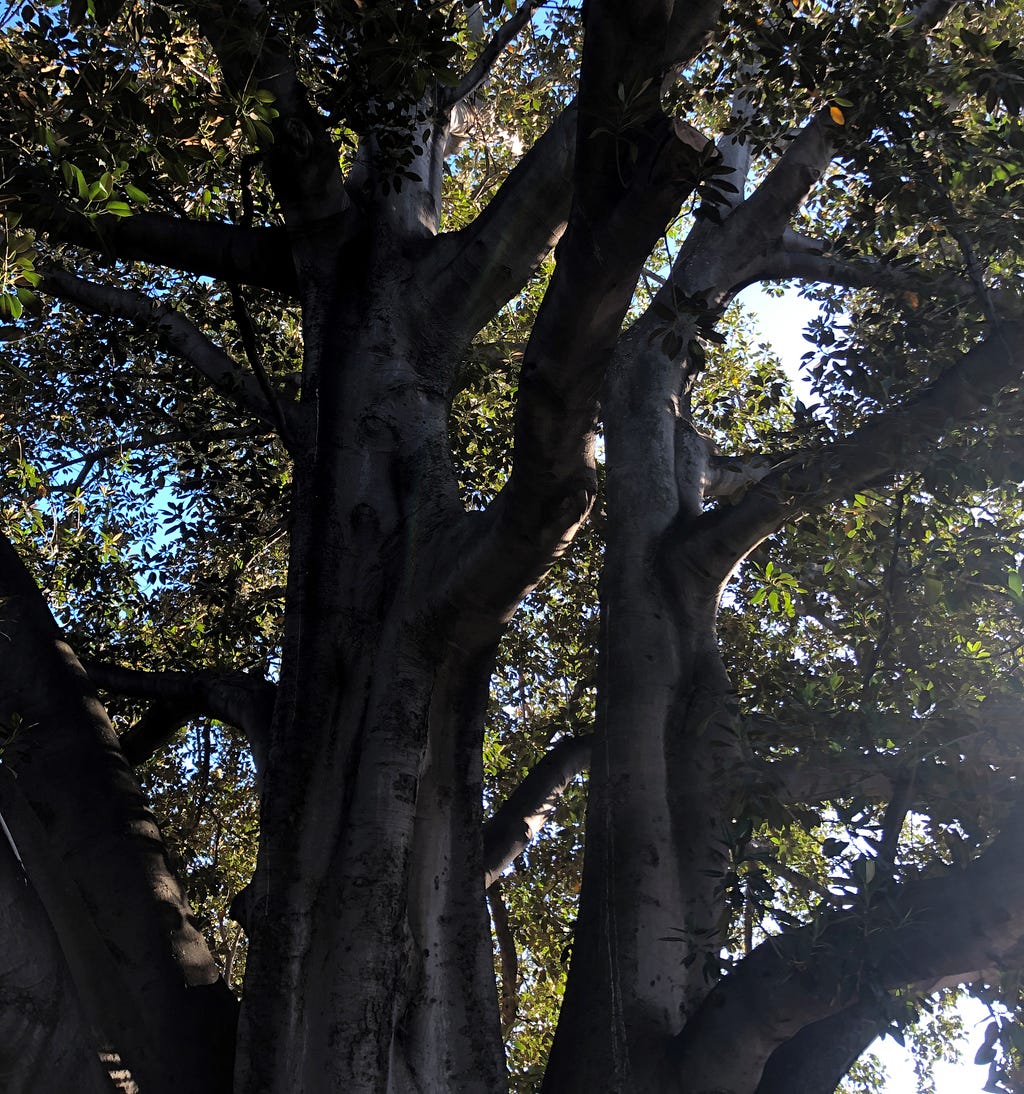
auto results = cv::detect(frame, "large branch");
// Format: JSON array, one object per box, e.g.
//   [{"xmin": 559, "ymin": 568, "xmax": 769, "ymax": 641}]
[
  {"xmin": 193, "ymin": 0, "xmax": 351, "ymax": 236},
  {"xmin": 440, "ymin": 3, "xmax": 727, "ymax": 633},
  {"xmin": 15, "ymin": 184, "xmax": 296, "ymax": 292},
  {"xmin": 667, "ymin": 800, "xmax": 1024, "ymax": 1092},
  {"xmin": 679, "ymin": 321, "xmax": 1024, "ymax": 580},
  {"xmin": 39, "ymin": 267, "xmax": 299, "ymax": 438},
  {"xmin": 483, "ymin": 734, "xmax": 592, "ymax": 888},
  {"xmin": 0, "ymin": 531, "xmax": 237, "ymax": 1091},
  {"xmin": 85, "ymin": 661, "xmax": 274, "ymax": 774},
  {"xmin": 423, "ymin": 104, "xmax": 577, "ymax": 340},
  {"xmin": 0, "ymin": 771, "xmax": 115, "ymax": 1094}
]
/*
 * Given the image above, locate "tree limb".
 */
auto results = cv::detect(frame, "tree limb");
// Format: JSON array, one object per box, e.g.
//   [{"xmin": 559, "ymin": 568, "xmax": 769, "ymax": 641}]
[
  {"xmin": 0, "ymin": 771, "xmax": 118, "ymax": 1094},
  {"xmin": 445, "ymin": 1, "xmax": 543, "ymax": 107},
  {"xmin": 443, "ymin": 3, "xmax": 727, "ymax": 631},
  {"xmin": 743, "ymin": 232, "xmax": 1022, "ymax": 309},
  {"xmin": 753, "ymin": 999, "xmax": 892, "ymax": 1094},
  {"xmin": 15, "ymin": 186, "xmax": 296, "ymax": 292},
  {"xmin": 193, "ymin": 0, "xmax": 351, "ymax": 235},
  {"xmin": 678, "ymin": 321, "xmax": 1024, "ymax": 581},
  {"xmin": 38, "ymin": 267, "xmax": 299, "ymax": 440},
  {"xmin": 668, "ymin": 798, "xmax": 1024, "ymax": 1092},
  {"xmin": 483, "ymin": 733, "xmax": 592, "ymax": 888},
  {"xmin": 0, "ymin": 531, "xmax": 238, "ymax": 1090},
  {"xmin": 487, "ymin": 880, "xmax": 519, "ymax": 1035},
  {"xmin": 84, "ymin": 662, "xmax": 275, "ymax": 775},
  {"xmin": 423, "ymin": 104, "xmax": 576, "ymax": 341}
]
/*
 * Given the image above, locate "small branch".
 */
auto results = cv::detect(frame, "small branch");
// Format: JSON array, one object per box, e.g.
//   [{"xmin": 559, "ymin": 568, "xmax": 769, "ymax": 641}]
[
  {"xmin": 39, "ymin": 268, "xmax": 298, "ymax": 440},
  {"xmin": 486, "ymin": 880, "xmax": 519, "ymax": 1036},
  {"xmin": 229, "ymin": 284, "xmax": 297, "ymax": 448},
  {"xmin": 444, "ymin": 1, "xmax": 542, "ymax": 107},
  {"xmin": 83, "ymin": 662, "xmax": 275, "ymax": 775},
  {"xmin": 743, "ymin": 234, "xmax": 1001, "ymax": 304},
  {"xmin": 46, "ymin": 424, "xmax": 269, "ymax": 479},
  {"xmin": 483, "ymin": 733, "xmax": 592, "ymax": 887},
  {"xmin": 746, "ymin": 843, "xmax": 843, "ymax": 907}
]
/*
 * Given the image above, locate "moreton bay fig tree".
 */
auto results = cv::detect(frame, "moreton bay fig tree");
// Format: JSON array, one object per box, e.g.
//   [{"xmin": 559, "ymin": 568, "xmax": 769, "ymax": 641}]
[{"xmin": 4, "ymin": 0, "xmax": 1024, "ymax": 1091}]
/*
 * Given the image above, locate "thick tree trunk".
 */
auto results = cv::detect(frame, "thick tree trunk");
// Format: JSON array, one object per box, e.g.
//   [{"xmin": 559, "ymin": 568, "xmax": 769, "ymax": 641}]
[
  {"xmin": 235, "ymin": 280, "xmax": 506, "ymax": 1092},
  {"xmin": 545, "ymin": 337, "xmax": 742, "ymax": 1092}
]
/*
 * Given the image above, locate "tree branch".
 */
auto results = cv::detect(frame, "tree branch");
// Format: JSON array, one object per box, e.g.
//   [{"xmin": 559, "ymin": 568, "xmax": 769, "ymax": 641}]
[
  {"xmin": 84, "ymin": 662, "xmax": 275, "ymax": 775},
  {"xmin": 424, "ymin": 104, "xmax": 576, "ymax": 340},
  {"xmin": 487, "ymin": 880, "xmax": 520, "ymax": 1035},
  {"xmin": 0, "ymin": 764, "xmax": 159, "ymax": 1090},
  {"xmin": 754, "ymin": 999, "xmax": 891, "ymax": 1094},
  {"xmin": 743, "ymin": 232, "xmax": 1020, "ymax": 307},
  {"xmin": 194, "ymin": 0, "xmax": 351, "ymax": 235},
  {"xmin": 0, "ymin": 531, "xmax": 237, "ymax": 1089},
  {"xmin": 442, "ymin": 0, "xmax": 726, "ymax": 630},
  {"xmin": 483, "ymin": 733, "xmax": 592, "ymax": 888},
  {"xmin": 668, "ymin": 799, "xmax": 1024, "ymax": 1091},
  {"xmin": 45, "ymin": 424, "xmax": 270, "ymax": 488},
  {"xmin": 445, "ymin": 1, "xmax": 543, "ymax": 107},
  {"xmin": 15, "ymin": 186, "xmax": 296, "ymax": 293},
  {"xmin": 38, "ymin": 267, "xmax": 299, "ymax": 440},
  {"xmin": 679, "ymin": 321, "xmax": 1024, "ymax": 581}
]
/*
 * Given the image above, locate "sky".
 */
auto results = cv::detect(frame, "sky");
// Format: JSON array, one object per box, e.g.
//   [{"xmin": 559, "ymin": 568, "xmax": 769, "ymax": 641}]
[{"xmin": 741, "ymin": 285, "xmax": 995, "ymax": 1094}]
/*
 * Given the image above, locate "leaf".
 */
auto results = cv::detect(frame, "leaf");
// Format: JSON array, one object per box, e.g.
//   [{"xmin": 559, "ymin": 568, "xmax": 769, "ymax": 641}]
[
  {"xmin": 829, "ymin": 105, "xmax": 845, "ymax": 125},
  {"xmin": 0, "ymin": 294, "xmax": 23, "ymax": 320}
]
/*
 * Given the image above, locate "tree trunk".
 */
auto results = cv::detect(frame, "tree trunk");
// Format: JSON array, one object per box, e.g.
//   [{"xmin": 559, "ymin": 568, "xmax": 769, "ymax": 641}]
[
  {"xmin": 545, "ymin": 337, "xmax": 742, "ymax": 1091},
  {"xmin": 234, "ymin": 279, "xmax": 507, "ymax": 1091}
]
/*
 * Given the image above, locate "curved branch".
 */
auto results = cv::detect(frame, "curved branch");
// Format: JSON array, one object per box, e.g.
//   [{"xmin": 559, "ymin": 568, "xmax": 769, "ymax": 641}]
[
  {"xmin": 680, "ymin": 321, "xmax": 1024, "ymax": 581},
  {"xmin": 84, "ymin": 662, "xmax": 275, "ymax": 775},
  {"xmin": 487, "ymin": 880, "xmax": 520, "ymax": 1034},
  {"xmin": 445, "ymin": 1, "xmax": 543, "ymax": 107},
  {"xmin": 39, "ymin": 267, "xmax": 299, "ymax": 440},
  {"xmin": 0, "ymin": 784, "xmax": 122, "ymax": 1094},
  {"xmin": 424, "ymin": 104, "xmax": 576, "ymax": 340},
  {"xmin": 668, "ymin": 799, "xmax": 1024, "ymax": 1092},
  {"xmin": 754, "ymin": 1000, "xmax": 890, "ymax": 1094},
  {"xmin": 0, "ymin": 531, "xmax": 237, "ymax": 1090},
  {"xmin": 484, "ymin": 734, "xmax": 592, "ymax": 888},
  {"xmin": 743, "ymin": 234, "xmax": 1022, "ymax": 309}
]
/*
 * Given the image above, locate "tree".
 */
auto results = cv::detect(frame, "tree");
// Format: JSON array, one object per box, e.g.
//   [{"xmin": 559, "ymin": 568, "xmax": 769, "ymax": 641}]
[{"xmin": 3, "ymin": 0, "xmax": 1024, "ymax": 1090}]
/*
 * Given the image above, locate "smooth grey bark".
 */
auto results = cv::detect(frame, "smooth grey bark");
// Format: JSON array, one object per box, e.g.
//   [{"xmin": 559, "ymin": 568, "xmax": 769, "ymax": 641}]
[{"xmin": 483, "ymin": 733, "xmax": 592, "ymax": 888}]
